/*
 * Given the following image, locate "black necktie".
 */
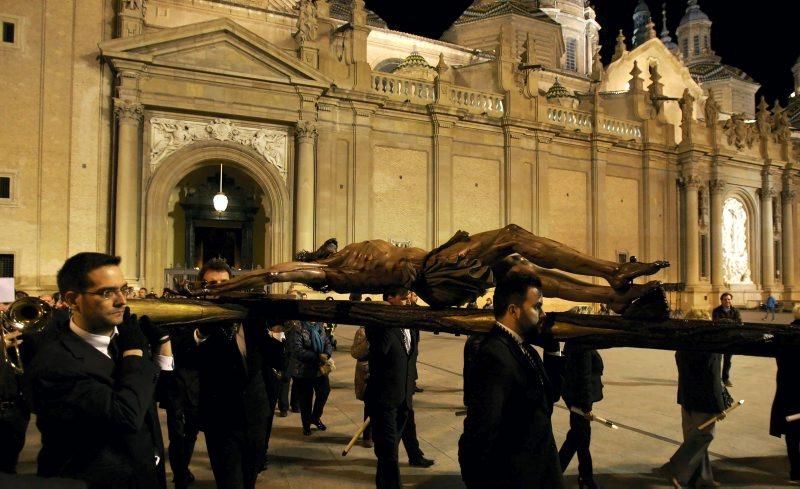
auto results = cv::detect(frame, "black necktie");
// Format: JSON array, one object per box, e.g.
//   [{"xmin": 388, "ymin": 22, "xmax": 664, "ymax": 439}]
[{"xmin": 108, "ymin": 336, "xmax": 120, "ymax": 362}]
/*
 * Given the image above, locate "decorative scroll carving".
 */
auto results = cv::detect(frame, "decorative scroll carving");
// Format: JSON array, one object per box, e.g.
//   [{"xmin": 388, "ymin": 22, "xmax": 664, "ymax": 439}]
[
  {"xmin": 722, "ymin": 197, "xmax": 753, "ymax": 284},
  {"xmin": 149, "ymin": 117, "xmax": 288, "ymax": 179},
  {"xmin": 722, "ymin": 113, "xmax": 755, "ymax": 150},
  {"xmin": 114, "ymin": 98, "xmax": 144, "ymax": 123}
]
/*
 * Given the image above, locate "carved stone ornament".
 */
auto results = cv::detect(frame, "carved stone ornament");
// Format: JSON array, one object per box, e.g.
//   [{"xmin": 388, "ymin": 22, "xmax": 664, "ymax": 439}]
[
  {"xmin": 123, "ymin": 0, "xmax": 145, "ymax": 11},
  {"xmin": 710, "ymin": 179, "xmax": 726, "ymax": 194},
  {"xmin": 114, "ymin": 98, "xmax": 144, "ymax": 122},
  {"xmin": 293, "ymin": 0, "xmax": 319, "ymax": 47},
  {"xmin": 703, "ymin": 92, "xmax": 720, "ymax": 128},
  {"xmin": 782, "ymin": 188, "xmax": 797, "ymax": 202},
  {"xmin": 772, "ymin": 102, "xmax": 791, "ymax": 144},
  {"xmin": 722, "ymin": 197, "xmax": 753, "ymax": 284},
  {"xmin": 756, "ymin": 96, "xmax": 772, "ymax": 139},
  {"xmin": 295, "ymin": 120, "xmax": 318, "ymax": 140},
  {"xmin": 722, "ymin": 113, "xmax": 755, "ymax": 150},
  {"xmin": 682, "ymin": 174, "xmax": 703, "ymax": 189},
  {"xmin": 149, "ymin": 117, "xmax": 288, "ymax": 179}
]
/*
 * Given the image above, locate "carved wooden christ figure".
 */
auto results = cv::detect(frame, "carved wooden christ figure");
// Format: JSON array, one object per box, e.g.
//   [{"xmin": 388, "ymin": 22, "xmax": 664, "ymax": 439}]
[{"xmin": 208, "ymin": 224, "xmax": 669, "ymax": 312}]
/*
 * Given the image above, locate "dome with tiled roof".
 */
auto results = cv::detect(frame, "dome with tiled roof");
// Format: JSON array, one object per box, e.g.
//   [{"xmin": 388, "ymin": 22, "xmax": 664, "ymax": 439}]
[
  {"xmin": 545, "ymin": 78, "xmax": 574, "ymax": 99},
  {"xmin": 679, "ymin": 0, "xmax": 710, "ymax": 26},
  {"xmin": 392, "ymin": 50, "xmax": 437, "ymax": 80},
  {"xmin": 688, "ymin": 62, "xmax": 755, "ymax": 83},
  {"xmin": 451, "ymin": 0, "xmax": 557, "ymax": 27}
]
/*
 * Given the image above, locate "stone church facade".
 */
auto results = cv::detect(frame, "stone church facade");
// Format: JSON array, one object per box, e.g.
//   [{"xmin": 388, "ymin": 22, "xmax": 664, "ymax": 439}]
[{"xmin": 1, "ymin": 0, "xmax": 797, "ymax": 311}]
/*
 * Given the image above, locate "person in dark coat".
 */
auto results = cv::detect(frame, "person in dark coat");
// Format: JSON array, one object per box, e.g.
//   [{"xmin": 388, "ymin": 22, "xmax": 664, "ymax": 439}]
[
  {"xmin": 0, "ymin": 329, "xmax": 29, "ymax": 474},
  {"xmin": 458, "ymin": 264, "xmax": 564, "ymax": 489},
  {"xmin": 160, "ymin": 326, "xmax": 201, "ymax": 489},
  {"xmin": 28, "ymin": 252, "xmax": 172, "ymax": 489},
  {"xmin": 290, "ymin": 319, "xmax": 333, "ymax": 436},
  {"xmin": 260, "ymin": 323, "xmax": 287, "ymax": 470},
  {"xmin": 191, "ymin": 259, "xmax": 273, "ymax": 489},
  {"xmin": 661, "ymin": 348, "xmax": 730, "ymax": 487},
  {"xmin": 770, "ymin": 314, "xmax": 800, "ymax": 481},
  {"xmin": 366, "ymin": 287, "xmax": 419, "ymax": 489},
  {"xmin": 559, "ymin": 342, "xmax": 604, "ymax": 489},
  {"xmin": 712, "ymin": 292, "xmax": 741, "ymax": 387}
]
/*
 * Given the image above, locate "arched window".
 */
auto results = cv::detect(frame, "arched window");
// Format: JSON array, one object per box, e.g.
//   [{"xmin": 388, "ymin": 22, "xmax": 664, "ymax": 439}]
[
  {"xmin": 565, "ymin": 38, "xmax": 577, "ymax": 71},
  {"xmin": 374, "ymin": 58, "xmax": 404, "ymax": 73},
  {"xmin": 722, "ymin": 197, "xmax": 752, "ymax": 284}
]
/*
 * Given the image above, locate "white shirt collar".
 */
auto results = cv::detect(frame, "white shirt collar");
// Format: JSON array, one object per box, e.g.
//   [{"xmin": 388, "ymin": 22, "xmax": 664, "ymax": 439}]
[
  {"xmin": 69, "ymin": 318, "xmax": 118, "ymax": 359},
  {"xmin": 495, "ymin": 320, "xmax": 524, "ymax": 345}
]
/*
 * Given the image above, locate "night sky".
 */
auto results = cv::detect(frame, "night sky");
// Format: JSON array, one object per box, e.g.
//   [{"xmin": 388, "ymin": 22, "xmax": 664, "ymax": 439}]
[{"xmin": 364, "ymin": 0, "xmax": 800, "ymax": 105}]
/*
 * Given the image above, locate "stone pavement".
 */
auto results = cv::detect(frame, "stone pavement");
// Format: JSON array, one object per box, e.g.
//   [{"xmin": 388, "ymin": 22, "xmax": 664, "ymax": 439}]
[{"xmin": 16, "ymin": 311, "xmax": 798, "ymax": 488}]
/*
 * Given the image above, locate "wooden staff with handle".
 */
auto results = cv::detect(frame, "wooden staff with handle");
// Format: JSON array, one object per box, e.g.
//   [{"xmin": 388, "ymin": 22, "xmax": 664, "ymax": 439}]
[
  {"xmin": 697, "ymin": 400, "xmax": 744, "ymax": 430},
  {"xmin": 785, "ymin": 412, "xmax": 800, "ymax": 423},
  {"xmin": 342, "ymin": 418, "xmax": 371, "ymax": 456},
  {"xmin": 568, "ymin": 406, "xmax": 619, "ymax": 429}
]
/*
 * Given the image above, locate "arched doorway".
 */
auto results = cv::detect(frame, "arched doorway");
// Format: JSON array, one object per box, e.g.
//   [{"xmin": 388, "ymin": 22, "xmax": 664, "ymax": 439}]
[
  {"xmin": 722, "ymin": 196, "xmax": 753, "ymax": 284},
  {"xmin": 169, "ymin": 164, "xmax": 267, "ymax": 270},
  {"xmin": 143, "ymin": 141, "xmax": 292, "ymax": 290}
]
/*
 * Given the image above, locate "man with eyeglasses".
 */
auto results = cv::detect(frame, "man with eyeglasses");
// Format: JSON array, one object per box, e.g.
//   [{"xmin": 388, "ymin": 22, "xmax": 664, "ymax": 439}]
[{"xmin": 27, "ymin": 252, "xmax": 173, "ymax": 488}]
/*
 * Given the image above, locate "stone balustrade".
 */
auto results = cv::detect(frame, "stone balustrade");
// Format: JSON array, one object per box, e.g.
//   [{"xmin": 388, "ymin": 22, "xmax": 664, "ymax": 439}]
[
  {"xmin": 371, "ymin": 73, "xmax": 435, "ymax": 103},
  {"xmin": 597, "ymin": 116, "xmax": 643, "ymax": 140},
  {"xmin": 546, "ymin": 107, "xmax": 593, "ymax": 132},
  {"xmin": 448, "ymin": 87, "xmax": 505, "ymax": 115}
]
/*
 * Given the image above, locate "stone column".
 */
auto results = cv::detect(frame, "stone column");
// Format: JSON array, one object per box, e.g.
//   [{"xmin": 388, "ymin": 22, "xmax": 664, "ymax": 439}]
[
  {"xmin": 113, "ymin": 97, "xmax": 144, "ymax": 282},
  {"xmin": 684, "ymin": 176, "xmax": 702, "ymax": 286},
  {"xmin": 709, "ymin": 179, "xmax": 725, "ymax": 287},
  {"xmin": 761, "ymin": 171, "xmax": 775, "ymax": 289},
  {"xmin": 782, "ymin": 185, "xmax": 796, "ymax": 289},
  {"xmin": 295, "ymin": 121, "xmax": 317, "ymax": 254}
]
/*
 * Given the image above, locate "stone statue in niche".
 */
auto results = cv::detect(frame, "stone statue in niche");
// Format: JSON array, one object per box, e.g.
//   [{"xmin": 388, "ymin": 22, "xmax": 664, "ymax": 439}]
[
  {"xmin": 703, "ymin": 92, "xmax": 720, "ymax": 128},
  {"xmin": 294, "ymin": 0, "xmax": 318, "ymax": 47},
  {"xmin": 205, "ymin": 224, "xmax": 669, "ymax": 314},
  {"xmin": 772, "ymin": 102, "xmax": 791, "ymax": 144},
  {"xmin": 756, "ymin": 96, "xmax": 772, "ymax": 140},
  {"xmin": 123, "ymin": 0, "xmax": 145, "ymax": 11},
  {"xmin": 679, "ymin": 89, "xmax": 694, "ymax": 143}
]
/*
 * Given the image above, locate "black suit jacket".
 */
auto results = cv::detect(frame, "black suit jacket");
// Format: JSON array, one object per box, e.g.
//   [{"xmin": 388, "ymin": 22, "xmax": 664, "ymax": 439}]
[
  {"xmin": 193, "ymin": 318, "xmax": 270, "ymax": 432},
  {"xmin": 365, "ymin": 327, "xmax": 417, "ymax": 409},
  {"xmin": 459, "ymin": 326, "xmax": 565, "ymax": 489},
  {"xmin": 770, "ymin": 319, "xmax": 800, "ymax": 436},
  {"xmin": 676, "ymin": 350, "xmax": 726, "ymax": 413},
  {"xmin": 28, "ymin": 325, "xmax": 162, "ymax": 489},
  {"xmin": 561, "ymin": 342, "xmax": 604, "ymax": 409}
]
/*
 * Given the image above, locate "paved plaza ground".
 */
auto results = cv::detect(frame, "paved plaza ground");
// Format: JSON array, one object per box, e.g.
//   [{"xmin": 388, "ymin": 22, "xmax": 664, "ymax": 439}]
[{"xmin": 16, "ymin": 310, "xmax": 800, "ymax": 488}]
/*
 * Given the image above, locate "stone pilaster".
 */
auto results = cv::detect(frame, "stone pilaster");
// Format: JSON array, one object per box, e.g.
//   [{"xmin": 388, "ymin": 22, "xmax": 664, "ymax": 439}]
[
  {"xmin": 295, "ymin": 120, "xmax": 317, "ymax": 254},
  {"xmin": 430, "ymin": 110, "xmax": 456, "ymax": 245},
  {"xmin": 782, "ymin": 181, "xmax": 796, "ymax": 290},
  {"xmin": 760, "ymin": 170, "xmax": 776, "ymax": 289},
  {"xmin": 683, "ymin": 175, "xmax": 703, "ymax": 287},
  {"xmin": 113, "ymin": 96, "xmax": 144, "ymax": 283},
  {"xmin": 709, "ymin": 179, "xmax": 725, "ymax": 287}
]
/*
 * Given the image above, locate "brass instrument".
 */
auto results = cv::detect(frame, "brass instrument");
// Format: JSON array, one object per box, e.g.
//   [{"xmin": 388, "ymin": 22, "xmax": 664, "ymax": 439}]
[{"xmin": 1, "ymin": 297, "xmax": 52, "ymax": 374}]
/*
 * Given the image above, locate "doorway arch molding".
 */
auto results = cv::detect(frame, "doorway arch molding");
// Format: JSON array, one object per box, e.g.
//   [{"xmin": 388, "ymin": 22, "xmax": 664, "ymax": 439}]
[{"xmin": 143, "ymin": 140, "xmax": 292, "ymax": 288}]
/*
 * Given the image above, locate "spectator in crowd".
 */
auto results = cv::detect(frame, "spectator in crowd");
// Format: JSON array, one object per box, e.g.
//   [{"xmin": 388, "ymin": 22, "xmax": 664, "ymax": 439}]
[
  {"xmin": 763, "ymin": 294, "xmax": 778, "ymax": 321},
  {"xmin": 137, "ymin": 287, "xmax": 148, "ymax": 299},
  {"xmin": 712, "ymin": 292, "xmax": 741, "ymax": 388},
  {"xmin": 290, "ymin": 316, "xmax": 333, "ymax": 436},
  {"xmin": 482, "ymin": 297, "xmax": 493, "ymax": 310}
]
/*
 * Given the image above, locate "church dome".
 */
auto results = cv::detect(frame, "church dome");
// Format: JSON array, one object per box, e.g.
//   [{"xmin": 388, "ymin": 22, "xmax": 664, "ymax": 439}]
[
  {"xmin": 634, "ymin": 0, "xmax": 651, "ymax": 16},
  {"xmin": 679, "ymin": 0, "xmax": 710, "ymax": 25}
]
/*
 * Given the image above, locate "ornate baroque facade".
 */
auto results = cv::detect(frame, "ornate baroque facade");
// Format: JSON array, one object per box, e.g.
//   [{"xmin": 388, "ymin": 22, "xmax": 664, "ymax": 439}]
[{"xmin": 1, "ymin": 0, "xmax": 798, "ymax": 310}]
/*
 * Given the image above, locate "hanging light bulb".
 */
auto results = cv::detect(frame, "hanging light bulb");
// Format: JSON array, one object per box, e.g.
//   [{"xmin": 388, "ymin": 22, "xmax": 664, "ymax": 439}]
[{"xmin": 213, "ymin": 163, "xmax": 228, "ymax": 212}]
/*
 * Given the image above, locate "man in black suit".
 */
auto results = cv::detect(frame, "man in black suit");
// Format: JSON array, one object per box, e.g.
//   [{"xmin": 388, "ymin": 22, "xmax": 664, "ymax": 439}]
[
  {"xmin": 660, "ymin": 349, "xmax": 730, "ymax": 487},
  {"xmin": 191, "ymin": 259, "xmax": 271, "ymax": 489},
  {"xmin": 712, "ymin": 292, "xmax": 741, "ymax": 387},
  {"xmin": 459, "ymin": 265, "xmax": 564, "ymax": 489},
  {"xmin": 366, "ymin": 287, "xmax": 419, "ymax": 489},
  {"xmin": 28, "ymin": 252, "xmax": 172, "ymax": 488}
]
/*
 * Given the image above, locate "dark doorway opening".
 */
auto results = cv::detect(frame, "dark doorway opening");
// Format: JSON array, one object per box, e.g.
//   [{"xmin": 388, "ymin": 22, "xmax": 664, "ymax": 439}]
[{"xmin": 193, "ymin": 222, "xmax": 243, "ymax": 268}]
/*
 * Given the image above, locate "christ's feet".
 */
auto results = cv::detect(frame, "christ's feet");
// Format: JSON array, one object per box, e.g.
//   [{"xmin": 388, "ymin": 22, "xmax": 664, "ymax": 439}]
[{"xmin": 609, "ymin": 259, "xmax": 670, "ymax": 291}]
